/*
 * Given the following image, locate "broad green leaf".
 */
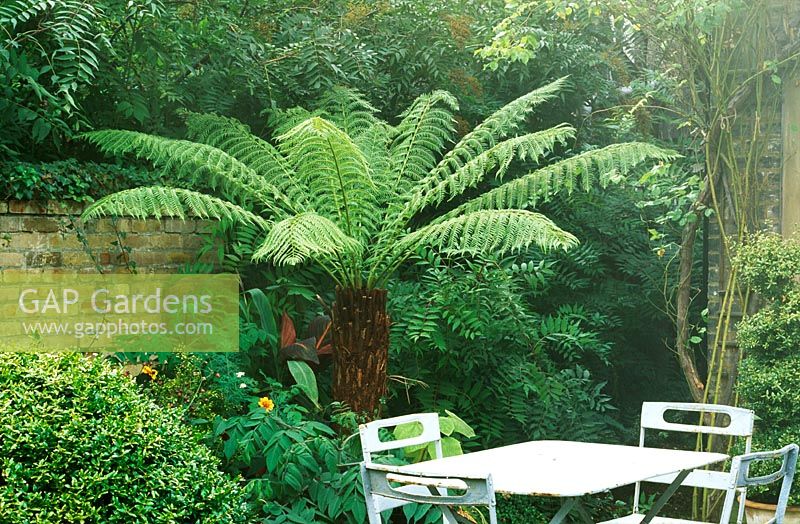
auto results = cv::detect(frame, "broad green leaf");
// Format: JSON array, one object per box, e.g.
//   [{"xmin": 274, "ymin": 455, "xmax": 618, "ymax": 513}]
[
  {"xmin": 438, "ymin": 416, "xmax": 455, "ymax": 436},
  {"xmin": 440, "ymin": 436, "xmax": 463, "ymax": 457},
  {"xmin": 287, "ymin": 360, "xmax": 319, "ymax": 407},
  {"xmin": 444, "ymin": 410, "xmax": 476, "ymax": 438},
  {"xmin": 393, "ymin": 421, "xmax": 423, "ymax": 441}
]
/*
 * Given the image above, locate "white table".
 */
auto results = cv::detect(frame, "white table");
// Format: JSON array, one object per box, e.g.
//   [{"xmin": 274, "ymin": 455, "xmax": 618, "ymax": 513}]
[{"xmin": 396, "ymin": 440, "xmax": 728, "ymax": 524}]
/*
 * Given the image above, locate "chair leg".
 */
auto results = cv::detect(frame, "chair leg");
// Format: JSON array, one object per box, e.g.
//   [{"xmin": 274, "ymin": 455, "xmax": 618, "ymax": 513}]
[
  {"xmin": 488, "ymin": 502, "xmax": 499, "ymax": 524},
  {"xmin": 736, "ymin": 490, "xmax": 747, "ymax": 524},
  {"xmin": 361, "ymin": 464, "xmax": 383, "ymax": 524}
]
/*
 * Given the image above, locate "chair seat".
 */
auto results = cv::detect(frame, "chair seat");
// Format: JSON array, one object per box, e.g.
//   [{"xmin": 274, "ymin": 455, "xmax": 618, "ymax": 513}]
[{"xmin": 599, "ymin": 513, "xmax": 710, "ymax": 524}]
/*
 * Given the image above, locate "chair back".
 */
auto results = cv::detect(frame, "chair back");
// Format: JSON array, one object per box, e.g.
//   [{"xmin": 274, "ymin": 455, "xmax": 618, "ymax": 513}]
[
  {"xmin": 725, "ymin": 444, "xmax": 799, "ymax": 524},
  {"xmin": 359, "ymin": 413, "xmax": 442, "ymax": 465},
  {"xmin": 634, "ymin": 402, "xmax": 755, "ymax": 519},
  {"xmin": 361, "ymin": 464, "xmax": 497, "ymax": 524},
  {"xmin": 640, "ymin": 402, "xmax": 755, "ymax": 439}
]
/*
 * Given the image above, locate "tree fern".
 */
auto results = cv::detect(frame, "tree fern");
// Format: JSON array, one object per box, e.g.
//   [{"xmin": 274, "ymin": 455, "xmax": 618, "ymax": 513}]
[
  {"xmin": 81, "ymin": 130, "xmax": 295, "ymax": 217},
  {"xmin": 252, "ymin": 212, "xmax": 362, "ymax": 270},
  {"xmin": 277, "ymin": 117, "xmax": 377, "ymax": 241},
  {"xmin": 83, "ymin": 187, "xmax": 269, "ymax": 228},
  {"xmin": 82, "ymin": 79, "xmax": 672, "ymax": 291},
  {"xmin": 389, "ymin": 90, "xmax": 458, "ymax": 194},
  {"xmin": 315, "ymin": 86, "xmax": 379, "ymax": 139},
  {"xmin": 441, "ymin": 142, "xmax": 679, "ymax": 219}
]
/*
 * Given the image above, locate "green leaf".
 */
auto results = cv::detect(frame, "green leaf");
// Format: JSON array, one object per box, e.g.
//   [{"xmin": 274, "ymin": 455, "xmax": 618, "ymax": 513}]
[
  {"xmin": 444, "ymin": 410, "xmax": 476, "ymax": 438},
  {"xmin": 438, "ymin": 416, "xmax": 455, "ymax": 436},
  {"xmin": 394, "ymin": 421, "xmax": 423, "ymax": 441},
  {"xmin": 287, "ymin": 360, "xmax": 319, "ymax": 407},
  {"xmin": 440, "ymin": 437, "xmax": 463, "ymax": 457}
]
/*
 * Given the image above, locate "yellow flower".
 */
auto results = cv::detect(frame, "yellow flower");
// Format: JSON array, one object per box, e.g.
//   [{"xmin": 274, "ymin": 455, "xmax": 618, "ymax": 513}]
[
  {"xmin": 258, "ymin": 396, "xmax": 275, "ymax": 413},
  {"xmin": 141, "ymin": 365, "xmax": 158, "ymax": 380},
  {"xmin": 657, "ymin": 247, "xmax": 666, "ymax": 258}
]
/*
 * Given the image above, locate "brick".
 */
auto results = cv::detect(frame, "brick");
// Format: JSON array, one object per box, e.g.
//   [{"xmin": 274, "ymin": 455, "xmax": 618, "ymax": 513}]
[
  {"xmin": 8, "ymin": 201, "xmax": 46, "ymax": 214},
  {"xmin": 0, "ymin": 216, "xmax": 22, "ymax": 233},
  {"xmin": 47, "ymin": 234, "xmax": 84, "ymax": 250},
  {"xmin": 115, "ymin": 218, "xmax": 162, "ymax": 233},
  {"xmin": 21, "ymin": 217, "xmax": 61, "ymax": 233},
  {"xmin": 7, "ymin": 233, "xmax": 46, "ymax": 250},
  {"xmin": 181, "ymin": 235, "xmax": 207, "ymax": 250},
  {"xmin": 25, "ymin": 251, "xmax": 63, "ymax": 267},
  {"xmin": 46, "ymin": 200, "xmax": 84, "ymax": 215},
  {"xmin": 0, "ymin": 202, "xmax": 7, "ymax": 213},
  {"xmin": 0, "ymin": 252, "xmax": 24, "ymax": 267},
  {"xmin": 164, "ymin": 219, "xmax": 196, "ymax": 234}
]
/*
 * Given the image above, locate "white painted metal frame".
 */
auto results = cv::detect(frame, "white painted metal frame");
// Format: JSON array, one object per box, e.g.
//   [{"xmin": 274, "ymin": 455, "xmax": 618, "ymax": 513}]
[
  {"xmin": 395, "ymin": 440, "xmax": 728, "ymax": 524},
  {"xmin": 599, "ymin": 444, "xmax": 798, "ymax": 524},
  {"xmin": 633, "ymin": 402, "xmax": 754, "ymax": 524},
  {"xmin": 363, "ymin": 463, "xmax": 498, "ymax": 524},
  {"xmin": 359, "ymin": 413, "xmax": 458, "ymax": 523}
]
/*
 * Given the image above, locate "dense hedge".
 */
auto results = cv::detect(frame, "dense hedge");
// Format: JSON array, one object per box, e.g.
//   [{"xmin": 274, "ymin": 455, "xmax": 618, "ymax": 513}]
[
  {"xmin": 0, "ymin": 160, "xmax": 162, "ymax": 203},
  {"xmin": 0, "ymin": 352, "xmax": 248, "ymax": 523}
]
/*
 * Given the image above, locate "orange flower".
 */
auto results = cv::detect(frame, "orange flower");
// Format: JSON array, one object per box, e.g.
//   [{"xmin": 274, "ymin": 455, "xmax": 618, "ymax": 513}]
[
  {"xmin": 258, "ymin": 396, "xmax": 275, "ymax": 413},
  {"xmin": 141, "ymin": 364, "xmax": 158, "ymax": 380}
]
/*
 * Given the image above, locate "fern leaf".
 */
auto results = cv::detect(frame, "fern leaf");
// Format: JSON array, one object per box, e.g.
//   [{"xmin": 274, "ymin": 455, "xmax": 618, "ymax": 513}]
[
  {"xmin": 389, "ymin": 90, "xmax": 458, "ymax": 192},
  {"xmin": 81, "ymin": 130, "xmax": 296, "ymax": 217},
  {"xmin": 277, "ymin": 117, "xmax": 377, "ymax": 240},
  {"xmin": 426, "ymin": 78, "xmax": 568, "ymax": 187},
  {"xmin": 443, "ymin": 142, "xmax": 678, "ymax": 218},
  {"xmin": 82, "ymin": 187, "xmax": 270, "ymax": 229},
  {"xmin": 396, "ymin": 209, "xmax": 578, "ymax": 258},
  {"xmin": 252, "ymin": 212, "xmax": 363, "ymax": 266},
  {"xmin": 181, "ymin": 111, "xmax": 308, "ymax": 205},
  {"xmin": 316, "ymin": 86, "xmax": 379, "ymax": 138},
  {"xmin": 412, "ymin": 125, "xmax": 576, "ymax": 210}
]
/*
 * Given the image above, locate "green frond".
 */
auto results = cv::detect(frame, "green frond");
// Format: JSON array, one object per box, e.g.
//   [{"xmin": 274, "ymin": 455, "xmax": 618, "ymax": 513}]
[
  {"xmin": 277, "ymin": 117, "xmax": 377, "ymax": 240},
  {"xmin": 396, "ymin": 209, "xmax": 578, "ymax": 258},
  {"xmin": 82, "ymin": 187, "xmax": 271, "ymax": 230},
  {"xmin": 81, "ymin": 130, "xmax": 295, "ymax": 217},
  {"xmin": 442, "ymin": 142, "xmax": 679, "ymax": 218},
  {"xmin": 425, "ymin": 78, "xmax": 567, "ymax": 189},
  {"xmin": 411, "ymin": 124, "xmax": 576, "ymax": 211},
  {"xmin": 389, "ymin": 90, "xmax": 458, "ymax": 192},
  {"xmin": 252, "ymin": 212, "xmax": 362, "ymax": 266},
  {"xmin": 268, "ymin": 107, "xmax": 316, "ymax": 137},
  {"xmin": 355, "ymin": 122, "xmax": 393, "ymax": 194},
  {"xmin": 316, "ymin": 86, "xmax": 380, "ymax": 138},
  {"xmin": 181, "ymin": 111, "xmax": 308, "ymax": 206}
]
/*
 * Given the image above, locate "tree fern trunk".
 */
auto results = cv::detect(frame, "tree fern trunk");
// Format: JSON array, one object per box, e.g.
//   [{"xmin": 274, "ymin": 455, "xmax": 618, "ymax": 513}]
[{"xmin": 331, "ymin": 286, "xmax": 389, "ymax": 416}]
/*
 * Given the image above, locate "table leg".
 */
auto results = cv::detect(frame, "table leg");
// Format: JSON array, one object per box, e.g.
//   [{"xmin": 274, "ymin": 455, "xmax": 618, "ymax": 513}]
[
  {"xmin": 548, "ymin": 497, "xmax": 594, "ymax": 524},
  {"xmin": 639, "ymin": 469, "xmax": 691, "ymax": 524}
]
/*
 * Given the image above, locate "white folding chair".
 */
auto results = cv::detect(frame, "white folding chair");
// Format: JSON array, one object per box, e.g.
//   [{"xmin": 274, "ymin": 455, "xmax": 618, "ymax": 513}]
[
  {"xmin": 358, "ymin": 413, "xmax": 498, "ymax": 524},
  {"xmin": 599, "ymin": 443, "xmax": 798, "ymax": 524},
  {"xmin": 362, "ymin": 464, "xmax": 498, "ymax": 524},
  {"xmin": 606, "ymin": 402, "xmax": 755, "ymax": 524}
]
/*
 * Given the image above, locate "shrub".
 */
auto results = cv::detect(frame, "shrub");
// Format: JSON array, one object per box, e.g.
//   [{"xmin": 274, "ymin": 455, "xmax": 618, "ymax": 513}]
[
  {"xmin": 0, "ymin": 160, "xmax": 162, "ymax": 203},
  {"xmin": 734, "ymin": 233, "xmax": 800, "ymax": 505},
  {"xmin": 0, "ymin": 352, "xmax": 248, "ymax": 523}
]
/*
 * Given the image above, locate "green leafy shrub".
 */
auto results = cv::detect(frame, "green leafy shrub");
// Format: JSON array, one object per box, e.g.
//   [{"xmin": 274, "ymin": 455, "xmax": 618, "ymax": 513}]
[
  {"xmin": 0, "ymin": 160, "xmax": 162, "ymax": 202},
  {"xmin": 734, "ymin": 233, "xmax": 800, "ymax": 505},
  {"xmin": 0, "ymin": 352, "xmax": 248, "ymax": 523}
]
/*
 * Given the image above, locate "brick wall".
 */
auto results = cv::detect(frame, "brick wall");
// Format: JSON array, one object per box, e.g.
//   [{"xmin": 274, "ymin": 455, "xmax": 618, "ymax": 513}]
[{"xmin": 0, "ymin": 200, "xmax": 213, "ymax": 273}]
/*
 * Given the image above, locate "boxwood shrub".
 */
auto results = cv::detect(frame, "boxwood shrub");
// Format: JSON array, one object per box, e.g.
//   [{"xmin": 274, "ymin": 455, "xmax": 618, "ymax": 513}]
[{"xmin": 0, "ymin": 352, "xmax": 248, "ymax": 523}]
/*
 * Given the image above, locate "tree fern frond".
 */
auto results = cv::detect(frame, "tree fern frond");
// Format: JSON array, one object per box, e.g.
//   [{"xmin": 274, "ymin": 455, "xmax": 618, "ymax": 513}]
[
  {"xmin": 278, "ymin": 117, "xmax": 377, "ymax": 240},
  {"xmin": 389, "ymin": 90, "xmax": 458, "ymax": 192},
  {"xmin": 181, "ymin": 111, "xmax": 308, "ymax": 205},
  {"xmin": 316, "ymin": 86, "xmax": 379, "ymax": 138},
  {"xmin": 442, "ymin": 142, "xmax": 678, "ymax": 218},
  {"xmin": 82, "ymin": 187, "xmax": 270, "ymax": 230},
  {"xmin": 81, "ymin": 130, "xmax": 296, "ymax": 217},
  {"xmin": 396, "ymin": 209, "xmax": 578, "ymax": 258},
  {"xmin": 252, "ymin": 212, "xmax": 362, "ymax": 266},
  {"xmin": 411, "ymin": 125, "xmax": 576, "ymax": 211},
  {"xmin": 425, "ymin": 78, "xmax": 568, "ymax": 186},
  {"xmin": 268, "ymin": 107, "xmax": 316, "ymax": 137}
]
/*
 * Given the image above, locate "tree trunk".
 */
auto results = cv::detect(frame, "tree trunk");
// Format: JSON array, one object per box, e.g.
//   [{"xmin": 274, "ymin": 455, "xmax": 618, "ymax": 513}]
[{"xmin": 331, "ymin": 286, "xmax": 390, "ymax": 416}]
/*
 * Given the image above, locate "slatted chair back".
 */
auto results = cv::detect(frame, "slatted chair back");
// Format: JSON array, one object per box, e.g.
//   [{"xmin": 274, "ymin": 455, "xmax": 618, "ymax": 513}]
[
  {"xmin": 723, "ymin": 444, "xmax": 799, "ymax": 524},
  {"xmin": 634, "ymin": 402, "xmax": 755, "ymax": 524},
  {"xmin": 362, "ymin": 464, "xmax": 498, "ymax": 524}
]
